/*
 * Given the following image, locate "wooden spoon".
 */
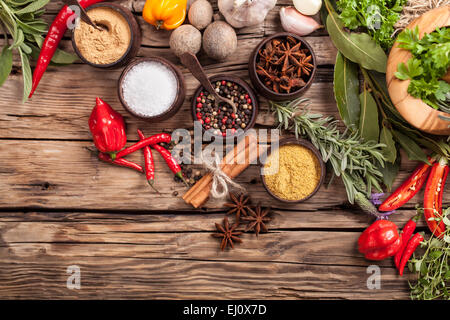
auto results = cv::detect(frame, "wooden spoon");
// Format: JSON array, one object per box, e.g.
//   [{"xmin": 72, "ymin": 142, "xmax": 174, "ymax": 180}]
[{"xmin": 180, "ymin": 52, "xmax": 237, "ymax": 114}]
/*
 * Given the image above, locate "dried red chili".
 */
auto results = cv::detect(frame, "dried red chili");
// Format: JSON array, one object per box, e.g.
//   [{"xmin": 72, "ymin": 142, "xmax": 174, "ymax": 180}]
[
  {"xmin": 394, "ymin": 212, "xmax": 421, "ymax": 268},
  {"xmin": 398, "ymin": 233, "xmax": 424, "ymax": 276},
  {"xmin": 115, "ymin": 133, "xmax": 172, "ymax": 159},
  {"xmin": 137, "ymin": 130, "xmax": 158, "ymax": 192},
  {"xmin": 423, "ymin": 157, "xmax": 449, "ymax": 238},
  {"xmin": 29, "ymin": 0, "xmax": 105, "ymax": 97},
  {"xmin": 151, "ymin": 144, "xmax": 188, "ymax": 187},
  {"xmin": 98, "ymin": 152, "xmax": 143, "ymax": 173}
]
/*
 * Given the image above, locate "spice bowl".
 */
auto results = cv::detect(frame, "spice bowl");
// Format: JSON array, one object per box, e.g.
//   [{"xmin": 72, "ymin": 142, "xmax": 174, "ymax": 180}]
[
  {"xmin": 191, "ymin": 75, "xmax": 258, "ymax": 138},
  {"xmin": 118, "ymin": 57, "xmax": 186, "ymax": 122},
  {"xmin": 249, "ymin": 32, "xmax": 317, "ymax": 101},
  {"xmin": 260, "ymin": 137, "xmax": 325, "ymax": 203},
  {"xmin": 71, "ymin": 3, "xmax": 141, "ymax": 69}
]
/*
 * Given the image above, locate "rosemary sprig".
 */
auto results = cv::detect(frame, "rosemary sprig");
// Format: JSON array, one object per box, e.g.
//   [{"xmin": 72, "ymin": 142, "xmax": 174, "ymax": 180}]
[
  {"xmin": 409, "ymin": 207, "xmax": 450, "ymax": 300},
  {"xmin": 270, "ymin": 98, "xmax": 387, "ymax": 205}
]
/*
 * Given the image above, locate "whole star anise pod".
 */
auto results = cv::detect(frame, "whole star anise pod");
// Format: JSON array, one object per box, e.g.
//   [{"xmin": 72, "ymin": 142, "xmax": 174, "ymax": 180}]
[
  {"xmin": 212, "ymin": 217, "xmax": 242, "ymax": 251},
  {"xmin": 223, "ymin": 192, "xmax": 250, "ymax": 220},
  {"xmin": 242, "ymin": 206, "xmax": 272, "ymax": 236}
]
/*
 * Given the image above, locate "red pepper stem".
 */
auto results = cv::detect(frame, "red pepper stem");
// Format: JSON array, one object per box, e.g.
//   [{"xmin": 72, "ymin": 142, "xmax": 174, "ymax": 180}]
[
  {"xmin": 147, "ymin": 179, "xmax": 159, "ymax": 193},
  {"xmin": 109, "ymin": 152, "xmax": 117, "ymax": 161},
  {"xmin": 177, "ymin": 171, "xmax": 189, "ymax": 187}
]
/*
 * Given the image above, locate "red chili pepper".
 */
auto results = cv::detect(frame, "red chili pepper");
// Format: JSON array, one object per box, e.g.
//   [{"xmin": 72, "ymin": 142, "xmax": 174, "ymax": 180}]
[
  {"xmin": 398, "ymin": 233, "xmax": 424, "ymax": 276},
  {"xmin": 358, "ymin": 220, "xmax": 403, "ymax": 261},
  {"xmin": 379, "ymin": 157, "xmax": 435, "ymax": 212},
  {"xmin": 115, "ymin": 133, "xmax": 172, "ymax": 159},
  {"xmin": 98, "ymin": 153, "xmax": 143, "ymax": 173},
  {"xmin": 423, "ymin": 157, "xmax": 449, "ymax": 238},
  {"xmin": 151, "ymin": 144, "xmax": 188, "ymax": 187},
  {"xmin": 137, "ymin": 130, "xmax": 158, "ymax": 193},
  {"xmin": 29, "ymin": 0, "xmax": 105, "ymax": 98},
  {"xmin": 89, "ymin": 98, "xmax": 127, "ymax": 160},
  {"xmin": 394, "ymin": 212, "xmax": 421, "ymax": 268}
]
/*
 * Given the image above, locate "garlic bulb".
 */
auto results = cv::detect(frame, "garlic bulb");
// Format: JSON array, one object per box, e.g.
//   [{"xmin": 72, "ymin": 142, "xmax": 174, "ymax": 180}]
[
  {"xmin": 280, "ymin": 7, "xmax": 322, "ymax": 36},
  {"xmin": 293, "ymin": 0, "xmax": 322, "ymax": 16},
  {"xmin": 218, "ymin": 0, "xmax": 277, "ymax": 29}
]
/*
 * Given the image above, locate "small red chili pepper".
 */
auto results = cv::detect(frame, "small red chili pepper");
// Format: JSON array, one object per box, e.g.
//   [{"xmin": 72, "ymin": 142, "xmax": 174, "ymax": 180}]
[
  {"xmin": 137, "ymin": 130, "xmax": 158, "ymax": 193},
  {"xmin": 115, "ymin": 133, "xmax": 172, "ymax": 159},
  {"xmin": 98, "ymin": 153, "xmax": 143, "ymax": 173},
  {"xmin": 423, "ymin": 157, "xmax": 448, "ymax": 238},
  {"xmin": 358, "ymin": 220, "xmax": 403, "ymax": 261},
  {"xmin": 394, "ymin": 212, "xmax": 421, "ymax": 268},
  {"xmin": 379, "ymin": 157, "xmax": 435, "ymax": 212},
  {"xmin": 398, "ymin": 233, "xmax": 424, "ymax": 276},
  {"xmin": 29, "ymin": 0, "xmax": 105, "ymax": 98},
  {"xmin": 151, "ymin": 144, "xmax": 189, "ymax": 187},
  {"xmin": 89, "ymin": 98, "xmax": 127, "ymax": 160}
]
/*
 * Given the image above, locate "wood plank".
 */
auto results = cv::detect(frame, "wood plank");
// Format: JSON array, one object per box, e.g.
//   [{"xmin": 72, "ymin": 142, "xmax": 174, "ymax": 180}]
[
  {"xmin": 0, "ymin": 257, "xmax": 410, "ymax": 299},
  {"xmin": 0, "ymin": 140, "xmax": 446, "ymax": 211}
]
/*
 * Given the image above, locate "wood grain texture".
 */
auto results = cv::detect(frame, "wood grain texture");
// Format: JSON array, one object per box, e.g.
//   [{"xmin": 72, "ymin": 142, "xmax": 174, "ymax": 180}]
[{"xmin": 0, "ymin": 0, "xmax": 437, "ymax": 300}]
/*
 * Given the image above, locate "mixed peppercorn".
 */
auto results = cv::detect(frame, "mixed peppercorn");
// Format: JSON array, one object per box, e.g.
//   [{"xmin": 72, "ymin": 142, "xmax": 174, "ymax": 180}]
[{"xmin": 195, "ymin": 80, "xmax": 254, "ymax": 136}]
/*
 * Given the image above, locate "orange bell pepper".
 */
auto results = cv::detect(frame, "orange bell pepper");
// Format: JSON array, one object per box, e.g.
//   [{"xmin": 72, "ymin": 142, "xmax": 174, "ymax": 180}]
[{"xmin": 142, "ymin": 0, "xmax": 187, "ymax": 30}]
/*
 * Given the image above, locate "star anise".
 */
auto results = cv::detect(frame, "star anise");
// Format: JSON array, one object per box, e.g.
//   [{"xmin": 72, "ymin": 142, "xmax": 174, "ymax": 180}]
[
  {"xmin": 223, "ymin": 192, "xmax": 250, "ymax": 220},
  {"xmin": 279, "ymin": 76, "xmax": 306, "ymax": 93},
  {"xmin": 212, "ymin": 217, "xmax": 242, "ymax": 251},
  {"xmin": 242, "ymin": 206, "xmax": 272, "ymax": 237}
]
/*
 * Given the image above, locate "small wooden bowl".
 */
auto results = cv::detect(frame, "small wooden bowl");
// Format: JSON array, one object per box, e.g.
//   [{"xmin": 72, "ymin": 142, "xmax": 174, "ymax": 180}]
[
  {"xmin": 191, "ymin": 75, "xmax": 258, "ymax": 137},
  {"xmin": 118, "ymin": 57, "xmax": 186, "ymax": 121},
  {"xmin": 260, "ymin": 137, "xmax": 326, "ymax": 203},
  {"xmin": 248, "ymin": 32, "xmax": 317, "ymax": 101},
  {"xmin": 386, "ymin": 6, "xmax": 450, "ymax": 135},
  {"xmin": 72, "ymin": 3, "xmax": 141, "ymax": 69}
]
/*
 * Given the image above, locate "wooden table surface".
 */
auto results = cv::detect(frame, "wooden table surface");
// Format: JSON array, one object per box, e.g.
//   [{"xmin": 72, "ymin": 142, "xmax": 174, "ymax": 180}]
[{"xmin": 0, "ymin": 0, "xmax": 447, "ymax": 300}]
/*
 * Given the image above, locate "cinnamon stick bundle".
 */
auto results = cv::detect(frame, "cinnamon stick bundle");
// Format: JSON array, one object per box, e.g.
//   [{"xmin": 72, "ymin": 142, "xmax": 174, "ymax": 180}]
[{"xmin": 183, "ymin": 135, "xmax": 267, "ymax": 208}]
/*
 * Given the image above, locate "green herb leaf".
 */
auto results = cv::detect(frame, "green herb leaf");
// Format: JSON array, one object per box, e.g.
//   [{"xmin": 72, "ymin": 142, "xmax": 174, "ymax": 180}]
[
  {"xmin": 392, "ymin": 130, "xmax": 429, "ymax": 163},
  {"xmin": 13, "ymin": 0, "xmax": 49, "ymax": 14},
  {"xmin": 379, "ymin": 156, "xmax": 400, "ymax": 191},
  {"xmin": 334, "ymin": 52, "xmax": 361, "ymax": 130},
  {"xmin": 18, "ymin": 47, "xmax": 31, "ymax": 103},
  {"xmin": 0, "ymin": 45, "xmax": 13, "ymax": 86},
  {"xmin": 379, "ymin": 125, "xmax": 396, "ymax": 163},
  {"xmin": 359, "ymin": 88, "xmax": 379, "ymax": 142}
]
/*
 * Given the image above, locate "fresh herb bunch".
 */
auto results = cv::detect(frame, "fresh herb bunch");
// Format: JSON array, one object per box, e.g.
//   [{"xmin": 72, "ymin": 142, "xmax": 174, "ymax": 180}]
[
  {"xmin": 0, "ymin": 0, "xmax": 77, "ymax": 102},
  {"xmin": 409, "ymin": 207, "xmax": 450, "ymax": 300},
  {"xmin": 395, "ymin": 26, "xmax": 450, "ymax": 112},
  {"xmin": 337, "ymin": 0, "xmax": 406, "ymax": 50},
  {"xmin": 270, "ymin": 98, "xmax": 386, "ymax": 205}
]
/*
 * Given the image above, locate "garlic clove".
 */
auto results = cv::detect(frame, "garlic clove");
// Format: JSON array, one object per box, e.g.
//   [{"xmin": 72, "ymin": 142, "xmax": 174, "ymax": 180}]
[
  {"xmin": 293, "ymin": 0, "xmax": 322, "ymax": 16},
  {"xmin": 279, "ymin": 6, "xmax": 322, "ymax": 36}
]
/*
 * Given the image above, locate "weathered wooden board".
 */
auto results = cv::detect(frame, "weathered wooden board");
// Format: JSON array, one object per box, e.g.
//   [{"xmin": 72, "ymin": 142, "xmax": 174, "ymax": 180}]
[{"xmin": 0, "ymin": 0, "xmax": 440, "ymax": 300}]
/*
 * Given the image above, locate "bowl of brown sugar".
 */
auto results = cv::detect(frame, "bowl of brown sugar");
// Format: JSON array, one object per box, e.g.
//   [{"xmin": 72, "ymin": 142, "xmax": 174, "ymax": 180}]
[
  {"xmin": 72, "ymin": 3, "xmax": 141, "ymax": 68},
  {"xmin": 261, "ymin": 137, "xmax": 325, "ymax": 203}
]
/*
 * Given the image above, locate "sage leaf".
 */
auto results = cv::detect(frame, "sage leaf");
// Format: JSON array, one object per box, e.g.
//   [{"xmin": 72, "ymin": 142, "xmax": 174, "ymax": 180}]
[
  {"xmin": 13, "ymin": 0, "xmax": 49, "ymax": 14},
  {"xmin": 379, "ymin": 126, "xmax": 397, "ymax": 163},
  {"xmin": 359, "ymin": 88, "xmax": 379, "ymax": 142},
  {"xmin": 334, "ymin": 52, "xmax": 360, "ymax": 130},
  {"xmin": 325, "ymin": 6, "xmax": 387, "ymax": 73},
  {"xmin": 392, "ymin": 130, "xmax": 429, "ymax": 163},
  {"xmin": 18, "ymin": 47, "xmax": 31, "ymax": 102},
  {"xmin": 0, "ymin": 45, "xmax": 13, "ymax": 86}
]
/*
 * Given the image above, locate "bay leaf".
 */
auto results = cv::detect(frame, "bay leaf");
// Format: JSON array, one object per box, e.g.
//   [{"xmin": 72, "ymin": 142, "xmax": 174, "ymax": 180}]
[
  {"xmin": 0, "ymin": 46, "xmax": 13, "ymax": 87},
  {"xmin": 359, "ymin": 88, "xmax": 379, "ymax": 142},
  {"xmin": 392, "ymin": 130, "xmax": 429, "ymax": 163},
  {"xmin": 324, "ymin": 1, "xmax": 387, "ymax": 73},
  {"xmin": 379, "ymin": 156, "xmax": 400, "ymax": 191},
  {"xmin": 334, "ymin": 52, "xmax": 360, "ymax": 130},
  {"xmin": 379, "ymin": 126, "xmax": 396, "ymax": 163}
]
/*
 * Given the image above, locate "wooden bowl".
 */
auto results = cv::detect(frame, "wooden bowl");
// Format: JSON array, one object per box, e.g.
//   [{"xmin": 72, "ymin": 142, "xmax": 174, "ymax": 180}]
[
  {"xmin": 260, "ymin": 137, "xmax": 325, "ymax": 203},
  {"xmin": 191, "ymin": 75, "xmax": 258, "ymax": 138},
  {"xmin": 248, "ymin": 32, "xmax": 317, "ymax": 101},
  {"xmin": 386, "ymin": 6, "xmax": 450, "ymax": 135},
  {"xmin": 118, "ymin": 57, "xmax": 186, "ymax": 122},
  {"xmin": 72, "ymin": 3, "xmax": 141, "ymax": 69}
]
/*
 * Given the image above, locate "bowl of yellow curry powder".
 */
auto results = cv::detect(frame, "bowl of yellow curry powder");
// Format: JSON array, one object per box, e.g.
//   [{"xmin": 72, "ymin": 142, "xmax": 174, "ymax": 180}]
[{"xmin": 261, "ymin": 138, "xmax": 325, "ymax": 203}]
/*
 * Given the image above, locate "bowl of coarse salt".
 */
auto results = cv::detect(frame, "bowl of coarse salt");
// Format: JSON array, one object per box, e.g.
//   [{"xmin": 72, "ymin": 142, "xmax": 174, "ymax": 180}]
[{"xmin": 118, "ymin": 57, "xmax": 186, "ymax": 121}]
